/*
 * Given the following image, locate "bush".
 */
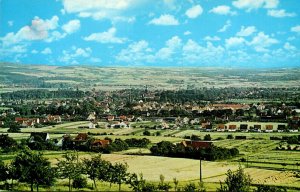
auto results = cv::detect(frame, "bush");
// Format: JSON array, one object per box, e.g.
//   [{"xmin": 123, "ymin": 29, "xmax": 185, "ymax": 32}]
[
  {"xmin": 204, "ymin": 134, "xmax": 212, "ymax": 141},
  {"xmin": 255, "ymin": 185, "xmax": 287, "ymax": 192},
  {"xmin": 227, "ymin": 135, "xmax": 233, "ymax": 139},
  {"xmin": 143, "ymin": 130, "xmax": 151, "ymax": 136},
  {"xmin": 72, "ymin": 176, "xmax": 87, "ymax": 189},
  {"xmin": 183, "ymin": 183, "xmax": 197, "ymax": 192}
]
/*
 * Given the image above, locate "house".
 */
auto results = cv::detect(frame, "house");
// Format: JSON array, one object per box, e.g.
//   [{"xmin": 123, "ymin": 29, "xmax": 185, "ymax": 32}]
[
  {"xmin": 15, "ymin": 117, "xmax": 40, "ymax": 127},
  {"xmin": 217, "ymin": 124, "xmax": 226, "ymax": 132},
  {"xmin": 181, "ymin": 140, "xmax": 213, "ymax": 149},
  {"xmin": 106, "ymin": 115, "xmax": 115, "ymax": 122},
  {"xmin": 277, "ymin": 125, "xmax": 286, "ymax": 132},
  {"xmin": 47, "ymin": 115, "xmax": 61, "ymax": 123},
  {"xmin": 89, "ymin": 121, "xmax": 97, "ymax": 129},
  {"xmin": 92, "ymin": 139, "xmax": 110, "ymax": 149},
  {"xmin": 228, "ymin": 125, "xmax": 237, "ymax": 132},
  {"xmin": 87, "ymin": 112, "xmax": 96, "ymax": 121},
  {"xmin": 201, "ymin": 122, "xmax": 211, "ymax": 129},
  {"xmin": 265, "ymin": 125, "xmax": 273, "ymax": 132},
  {"xmin": 127, "ymin": 115, "xmax": 135, "ymax": 122},
  {"xmin": 119, "ymin": 115, "xmax": 127, "ymax": 121},
  {"xmin": 29, "ymin": 132, "xmax": 50, "ymax": 143},
  {"xmin": 240, "ymin": 124, "xmax": 248, "ymax": 132},
  {"xmin": 253, "ymin": 125, "xmax": 262, "ymax": 132},
  {"xmin": 74, "ymin": 133, "xmax": 88, "ymax": 142}
]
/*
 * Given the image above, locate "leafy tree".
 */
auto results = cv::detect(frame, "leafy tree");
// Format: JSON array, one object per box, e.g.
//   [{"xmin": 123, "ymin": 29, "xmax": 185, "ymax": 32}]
[
  {"xmin": 0, "ymin": 160, "xmax": 9, "ymax": 184},
  {"xmin": 7, "ymin": 122, "xmax": 21, "ymax": 133},
  {"xmin": 0, "ymin": 134, "xmax": 17, "ymax": 152},
  {"xmin": 127, "ymin": 173, "xmax": 146, "ymax": 192},
  {"xmin": 109, "ymin": 162, "xmax": 129, "ymax": 191},
  {"xmin": 183, "ymin": 183, "xmax": 197, "ymax": 192},
  {"xmin": 143, "ymin": 130, "xmax": 151, "ymax": 136},
  {"xmin": 255, "ymin": 185, "xmax": 287, "ymax": 192},
  {"xmin": 72, "ymin": 176, "xmax": 87, "ymax": 189},
  {"xmin": 12, "ymin": 149, "xmax": 56, "ymax": 192},
  {"xmin": 83, "ymin": 155, "xmax": 111, "ymax": 189},
  {"xmin": 204, "ymin": 134, "xmax": 212, "ymax": 141},
  {"xmin": 173, "ymin": 177, "xmax": 179, "ymax": 192},
  {"xmin": 217, "ymin": 166, "xmax": 251, "ymax": 192},
  {"xmin": 57, "ymin": 152, "xmax": 82, "ymax": 192}
]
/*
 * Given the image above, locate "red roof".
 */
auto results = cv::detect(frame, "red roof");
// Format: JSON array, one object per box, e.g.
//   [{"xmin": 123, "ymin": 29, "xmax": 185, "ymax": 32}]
[
  {"xmin": 74, "ymin": 133, "xmax": 88, "ymax": 141},
  {"xmin": 92, "ymin": 139, "xmax": 110, "ymax": 147},
  {"xmin": 229, "ymin": 125, "xmax": 237, "ymax": 129},
  {"xmin": 266, "ymin": 125, "xmax": 273, "ymax": 130},
  {"xmin": 217, "ymin": 124, "xmax": 225, "ymax": 129},
  {"xmin": 181, "ymin": 140, "xmax": 213, "ymax": 149}
]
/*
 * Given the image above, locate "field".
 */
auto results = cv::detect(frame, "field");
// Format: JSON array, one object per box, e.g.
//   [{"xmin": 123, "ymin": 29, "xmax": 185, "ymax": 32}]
[
  {"xmin": 1, "ymin": 63, "xmax": 300, "ymax": 92},
  {"xmin": 1, "ymin": 119, "xmax": 300, "ymax": 191}
]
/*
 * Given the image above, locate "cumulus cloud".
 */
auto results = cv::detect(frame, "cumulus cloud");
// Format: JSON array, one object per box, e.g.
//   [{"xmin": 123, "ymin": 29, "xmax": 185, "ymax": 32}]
[
  {"xmin": 185, "ymin": 5, "xmax": 203, "ymax": 19},
  {"xmin": 250, "ymin": 32, "xmax": 279, "ymax": 52},
  {"xmin": 184, "ymin": 31, "xmax": 191, "ymax": 36},
  {"xmin": 236, "ymin": 26, "xmax": 257, "ymax": 37},
  {"xmin": 283, "ymin": 42, "xmax": 296, "ymax": 51},
  {"xmin": 156, "ymin": 36, "xmax": 182, "ymax": 60},
  {"xmin": 149, "ymin": 14, "xmax": 179, "ymax": 25},
  {"xmin": 233, "ymin": 0, "xmax": 279, "ymax": 11},
  {"xmin": 62, "ymin": 19, "xmax": 81, "ymax": 34},
  {"xmin": 41, "ymin": 47, "xmax": 52, "ymax": 55},
  {"xmin": 291, "ymin": 25, "xmax": 300, "ymax": 33},
  {"xmin": 218, "ymin": 20, "xmax": 231, "ymax": 32},
  {"xmin": 83, "ymin": 27, "xmax": 127, "ymax": 43},
  {"xmin": 267, "ymin": 9, "xmax": 296, "ymax": 18},
  {"xmin": 225, "ymin": 37, "xmax": 246, "ymax": 49},
  {"xmin": 209, "ymin": 5, "xmax": 237, "ymax": 16},
  {"xmin": 204, "ymin": 36, "xmax": 221, "ymax": 41},
  {"xmin": 0, "ymin": 16, "xmax": 59, "ymax": 46},
  {"xmin": 59, "ymin": 47, "xmax": 92, "ymax": 64},
  {"xmin": 116, "ymin": 40, "xmax": 155, "ymax": 64}
]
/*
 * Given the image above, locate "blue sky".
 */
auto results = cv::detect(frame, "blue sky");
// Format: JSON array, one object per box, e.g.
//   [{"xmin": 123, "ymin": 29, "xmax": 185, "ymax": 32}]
[{"xmin": 0, "ymin": 0, "xmax": 300, "ymax": 67}]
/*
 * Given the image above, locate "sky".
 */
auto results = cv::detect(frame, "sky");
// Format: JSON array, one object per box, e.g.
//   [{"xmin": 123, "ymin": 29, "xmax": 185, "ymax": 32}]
[{"xmin": 0, "ymin": 0, "xmax": 300, "ymax": 68}]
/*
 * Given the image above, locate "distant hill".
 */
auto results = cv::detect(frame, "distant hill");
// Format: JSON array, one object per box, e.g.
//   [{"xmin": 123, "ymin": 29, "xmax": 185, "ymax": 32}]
[{"xmin": 1, "ymin": 62, "xmax": 300, "ymax": 92}]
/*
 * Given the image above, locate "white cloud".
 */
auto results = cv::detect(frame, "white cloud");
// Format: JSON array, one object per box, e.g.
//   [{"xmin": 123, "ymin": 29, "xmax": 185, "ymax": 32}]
[
  {"xmin": 0, "ymin": 15, "xmax": 59, "ymax": 46},
  {"xmin": 62, "ymin": 0, "xmax": 148, "ymax": 22},
  {"xmin": 291, "ymin": 25, "xmax": 300, "ymax": 33},
  {"xmin": 225, "ymin": 37, "xmax": 246, "ymax": 49},
  {"xmin": 267, "ymin": 9, "xmax": 296, "ymax": 18},
  {"xmin": 84, "ymin": 27, "xmax": 127, "ymax": 43},
  {"xmin": 185, "ymin": 5, "xmax": 203, "ymax": 19},
  {"xmin": 182, "ymin": 40, "xmax": 225, "ymax": 64},
  {"xmin": 184, "ymin": 31, "xmax": 191, "ymax": 36},
  {"xmin": 232, "ymin": 0, "xmax": 279, "ymax": 11},
  {"xmin": 31, "ymin": 49, "xmax": 38, "ymax": 54},
  {"xmin": 250, "ymin": 32, "xmax": 279, "ymax": 52},
  {"xmin": 287, "ymin": 36, "xmax": 296, "ymax": 41},
  {"xmin": 209, "ymin": 5, "xmax": 237, "ymax": 16},
  {"xmin": 236, "ymin": 26, "xmax": 257, "ymax": 36},
  {"xmin": 283, "ymin": 42, "xmax": 296, "ymax": 51},
  {"xmin": 218, "ymin": 20, "xmax": 231, "ymax": 32},
  {"xmin": 60, "ymin": 9, "xmax": 66, "ymax": 15},
  {"xmin": 8, "ymin": 21, "xmax": 14, "ymax": 27},
  {"xmin": 204, "ymin": 36, "xmax": 221, "ymax": 41},
  {"xmin": 156, "ymin": 36, "xmax": 182, "ymax": 60},
  {"xmin": 41, "ymin": 47, "xmax": 52, "ymax": 55},
  {"xmin": 116, "ymin": 40, "xmax": 155, "ymax": 64},
  {"xmin": 149, "ymin": 14, "xmax": 179, "ymax": 25},
  {"xmin": 59, "ymin": 47, "xmax": 92, "ymax": 64},
  {"xmin": 62, "ymin": 20, "xmax": 81, "ymax": 34},
  {"xmin": 45, "ymin": 31, "xmax": 67, "ymax": 43}
]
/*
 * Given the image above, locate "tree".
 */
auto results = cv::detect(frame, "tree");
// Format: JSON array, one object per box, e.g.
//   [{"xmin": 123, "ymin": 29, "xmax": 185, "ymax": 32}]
[
  {"xmin": 72, "ymin": 176, "xmax": 87, "ymax": 189},
  {"xmin": 7, "ymin": 122, "xmax": 21, "ymax": 133},
  {"xmin": 0, "ymin": 160, "xmax": 9, "ymax": 185},
  {"xmin": 0, "ymin": 134, "xmax": 17, "ymax": 152},
  {"xmin": 83, "ymin": 155, "xmax": 111, "ymax": 189},
  {"xmin": 173, "ymin": 177, "xmax": 179, "ymax": 192},
  {"xmin": 57, "ymin": 152, "xmax": 82, "ymax": 192},
  {"xmin": 204, "ymin": 134, "xmax": 212, "ymax": 141},
  {"xmin": 109, "ymin": 162, "xmax": 129, "ymax": 191},
  {"xmin": 183, "ymin": 183, "xmax": 197, "ymax": 192},
  {"xmin": 12, "ymin": 149, "xmax": 56, "ymax": 192},
  {"xmin": 127, "ymin": 173, "xmax": 146, "ymax": 192},
  {"xmin": 217, "ymin": 166, "xmax": 251, "ymax": 192}
]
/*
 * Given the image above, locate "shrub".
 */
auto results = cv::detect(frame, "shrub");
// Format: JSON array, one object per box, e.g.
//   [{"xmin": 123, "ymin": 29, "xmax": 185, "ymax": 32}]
[{"xmin": 72, "ymin": 176, "xmax": 87, "ymax": 189}]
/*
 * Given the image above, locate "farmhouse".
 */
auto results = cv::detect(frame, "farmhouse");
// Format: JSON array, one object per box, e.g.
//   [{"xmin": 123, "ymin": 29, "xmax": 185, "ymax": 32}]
[
  {"xmin": 92, "ymin": 139, "xmax": 110, "ymax": 149},
  {"xmin": 74, "ymin": 133, "xmax": 88, "ymax": 142},
  {"xmin": 15, "ymin": 117, "xmax": 40, "ymax": 127},
  {"xmin": 265, "ymin": 125, "xmax": 274, "ymax": 132},
  {"xmin": 181, "ymin": 140, "xmax": 213, "ymax": 149},
  {"xmin": 29, "ymin": 132, "xmax": 50, "ymax": 143},
  {"xmin": 47, "ymin": 115, "xmax": 61, "ymax": 123},
  {"xmin": 228, "ymin": 125, "xmax": 237, "ymax": 132},
  {"xmin": 217, "ymin": 124, "xmax": 226, "ymax": 132}
]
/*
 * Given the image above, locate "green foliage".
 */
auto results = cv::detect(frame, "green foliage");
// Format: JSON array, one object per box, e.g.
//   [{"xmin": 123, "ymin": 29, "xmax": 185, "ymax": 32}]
[
  {"xmin": 0, "ymin": 160, "xmax": 9, "ymax": 183},
  {"xmin": 143, "ymin": 130, "xmax": 151, "ymax": 136},
  {"xmin": 217, "ymin": 166, "xmax": 251, "ymax": 192},
  {"xmin": 72, "ymin": 176, "xmax": 87, "ymax": 189},
  {"xmin": 0, "ymin": 134, "xmax": 17, "ymax": 152},
  {"xmin": 124, "ymin": 138, "xmax": 151, "ymax": 148},
  {"xmin": 204, "ymin": 134, "xmax": 212, "ymax": 141},
  {"xmin": 7, "ymin": 122, "xmax": 21, "ymax": 133},
  {"xmin": 227, "ymin": 135, "xmax": 234, "ymax": 139},
  {"xmin": 12, "ymin": 149, "xmax": 56, "ymax": 192},
  {"xmin": 57, "ymin": 152, "xmax": 82, "ymax": 192},
  {"xmin": 183, "ymin": 183, "xmax": 197, "ymax": 192},
  {"xmin": 83, "ymin": 155, "xmax": 111, "ymax": 189},
  {"xmin": 255, "ymin": 185, "xmax": 287, "ymax": 192},
  {"xmin": 109, "ymin": 162, "xmax": 129, "ymax": 191},
  {"xmin": 127, "ymin": 173, "xmax": 146, "ymax": 192}
]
